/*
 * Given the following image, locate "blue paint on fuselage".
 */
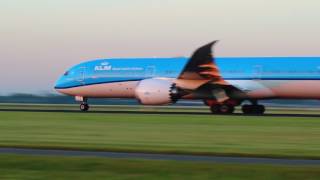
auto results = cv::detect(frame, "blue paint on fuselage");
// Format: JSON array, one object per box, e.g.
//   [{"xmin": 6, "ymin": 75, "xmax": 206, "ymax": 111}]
[{"xmin": 55, "ymin": 57, "xmax": 320, "ymax": 89}]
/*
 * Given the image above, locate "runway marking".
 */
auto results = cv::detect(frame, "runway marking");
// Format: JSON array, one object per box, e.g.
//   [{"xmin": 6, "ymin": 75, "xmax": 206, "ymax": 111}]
[{"xmin": 0, "ymin": 147, "xmax": 319, "ymax": 165}]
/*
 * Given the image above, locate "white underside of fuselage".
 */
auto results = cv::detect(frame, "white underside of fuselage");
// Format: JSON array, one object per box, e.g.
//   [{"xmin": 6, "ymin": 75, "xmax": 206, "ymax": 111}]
[
  {"xmin": 56, "ymin": 79, "xmax": 320, "ymax": 100},
  {"xmin": 56, "ymin": 81, "xmax": 140, "ymax": 98},
  {"xmin": 227, "ymin": 80, "xmax": 320, "ymax": 99}
]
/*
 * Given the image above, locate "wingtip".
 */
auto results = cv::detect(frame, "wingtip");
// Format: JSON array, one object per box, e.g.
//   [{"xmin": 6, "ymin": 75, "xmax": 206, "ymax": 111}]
[
  {"xmin": 199, "ymin": 40, "xmax": 219, "ymax": 50},
  {"xmin": 209, "ymin": 40, "xmax": 219, "ymax": 46}
]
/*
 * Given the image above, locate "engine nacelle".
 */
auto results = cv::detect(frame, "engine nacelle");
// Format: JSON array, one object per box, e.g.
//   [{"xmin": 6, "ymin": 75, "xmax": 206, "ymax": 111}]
[{"xmin": 135, "ymin": 78, "xmax": 180, "ymax": 105}]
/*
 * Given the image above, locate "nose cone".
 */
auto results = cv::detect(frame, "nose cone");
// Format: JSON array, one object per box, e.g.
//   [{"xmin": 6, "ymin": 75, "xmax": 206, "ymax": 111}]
[{"xmin": 54, "ymin": 76, "xmax": 66, "ymax": 93}]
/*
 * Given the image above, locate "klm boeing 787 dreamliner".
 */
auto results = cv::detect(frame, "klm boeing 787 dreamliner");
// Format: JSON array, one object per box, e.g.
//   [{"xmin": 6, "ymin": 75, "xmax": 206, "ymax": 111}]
[{"xmin": 55, "ymin": 41, "xmax": 320, "ymax": 114}]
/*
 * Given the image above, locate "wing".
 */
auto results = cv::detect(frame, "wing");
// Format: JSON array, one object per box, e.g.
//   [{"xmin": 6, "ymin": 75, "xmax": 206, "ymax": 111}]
[
  {"xmin": 178, "ymin": 41, "xmax": 227, "ymax": 85},
  {"xmin": 176, "ymin": 41, "xmax": 247, "ymax": 102}
]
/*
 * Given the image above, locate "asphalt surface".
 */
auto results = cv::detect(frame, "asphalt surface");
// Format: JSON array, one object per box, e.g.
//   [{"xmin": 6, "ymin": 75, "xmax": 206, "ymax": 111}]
[
  {"xmin": 0, "ymin": 147, "xmax": 320, "ymax": 165},
  {"xmin": 1, "ymin": 108, "xmax": 320, "ymax": 118}
]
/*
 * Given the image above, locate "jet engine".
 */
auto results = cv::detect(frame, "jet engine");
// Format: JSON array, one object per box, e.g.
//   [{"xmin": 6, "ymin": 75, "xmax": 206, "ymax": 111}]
[{"xmin": 135, "ymin": 78, "xmax": 181, "ymax": 105}]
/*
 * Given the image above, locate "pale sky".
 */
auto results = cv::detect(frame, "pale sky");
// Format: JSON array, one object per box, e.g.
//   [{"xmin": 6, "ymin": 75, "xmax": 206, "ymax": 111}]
[{"xmin": 0, "ymin": 0, "xmax": 320, "ymax": 94}]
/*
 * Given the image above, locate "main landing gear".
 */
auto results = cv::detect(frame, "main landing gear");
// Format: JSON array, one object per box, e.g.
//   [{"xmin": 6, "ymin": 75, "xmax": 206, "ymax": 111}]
[
  {"xmin": 241, "ymin": 100, "xmax": 265, "ymax": 115},
  {"xmin": 210, "ymin": 104, "xmax": 235, "ymax": 114},
  {"xmin": 207, "ymin": 100, "xmax": 238, "ymax": 115},
  {"xmin": 207, "ymin": 100, "xmax": 265, "ymax": 115},
  {"xmin": 241, "ymin": 104, "xmax": 265, "ymax": 115}
]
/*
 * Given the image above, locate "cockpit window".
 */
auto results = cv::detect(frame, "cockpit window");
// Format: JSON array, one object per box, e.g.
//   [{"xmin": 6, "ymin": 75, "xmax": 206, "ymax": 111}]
[{"xmin": 64, "ymin": 71, "xmax": 69, "ymax": 76}]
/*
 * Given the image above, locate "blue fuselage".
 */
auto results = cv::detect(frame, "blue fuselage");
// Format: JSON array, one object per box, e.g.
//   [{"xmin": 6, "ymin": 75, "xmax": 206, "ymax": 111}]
[{"xmin": 55, "ymin": 57, "xmax": 320, "ymax": 90}]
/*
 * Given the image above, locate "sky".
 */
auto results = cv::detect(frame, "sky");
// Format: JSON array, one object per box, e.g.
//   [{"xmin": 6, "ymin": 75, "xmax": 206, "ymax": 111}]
[{"xmin": 1, "ymin": 0, "xmax": 320, "ymax": 94}]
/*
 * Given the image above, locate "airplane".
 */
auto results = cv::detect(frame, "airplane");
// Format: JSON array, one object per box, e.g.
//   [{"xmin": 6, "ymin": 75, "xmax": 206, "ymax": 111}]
[{"xmin": 55, "ymin": 41, "xmax": 320, "ymax": 114}]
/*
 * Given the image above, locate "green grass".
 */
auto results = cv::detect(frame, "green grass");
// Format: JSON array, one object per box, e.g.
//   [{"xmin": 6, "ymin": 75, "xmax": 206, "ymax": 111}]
[
  {"xmin": 0, "ymin": 154, "xmax": 319, "ymax": 180},
  {"xmin": 0, "ymin": 105, "xmax": 320, "ymax": 159}
]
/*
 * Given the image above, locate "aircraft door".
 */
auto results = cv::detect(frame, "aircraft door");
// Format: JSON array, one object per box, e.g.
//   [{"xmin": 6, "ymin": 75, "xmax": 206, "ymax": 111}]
[
  {"xmin": 76, "ymin": 66, "xmax": 86, "ymax": 85},
  {"xmin": 253, "ymin": 65, "xmax": 263, "ymax": 80},
  {"xmin": 145, "ymin": 66, "xmax": 156, "ymax": 77}
]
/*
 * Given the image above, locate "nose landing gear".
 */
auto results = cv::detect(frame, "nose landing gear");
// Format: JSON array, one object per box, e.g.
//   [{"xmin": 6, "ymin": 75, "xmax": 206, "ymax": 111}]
[
  {"xmin": 75, "ymin": 96, "xmax": 89, "ymax": 112},
  {"xmin": 80, "ymin": 103, "xmax": 89, "ymax": 112}
]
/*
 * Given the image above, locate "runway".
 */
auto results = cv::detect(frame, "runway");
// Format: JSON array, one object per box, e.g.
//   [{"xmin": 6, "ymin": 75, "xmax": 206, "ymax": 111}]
[
  {"xmin": 0, "ymin": 147, "xmax": 320, "ymax": 165},
  {"xmin": 1, "ymin": 108, "xmax": 320, "ymax": 118}
]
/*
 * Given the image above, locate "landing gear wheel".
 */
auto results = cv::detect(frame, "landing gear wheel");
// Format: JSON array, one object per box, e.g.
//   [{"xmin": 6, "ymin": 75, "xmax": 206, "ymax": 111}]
[
  {"xmin": 242, "ymin": 105, "xmax": 265, "ymax": 115},
  {"xmin": 242, "ymin": 105, "xmax": 252, "ymax": 114},
  {"xmin": 210, "ymin": 104, "xmax": 235, "ymax": 114},
  {"xmin": 80, "ymin": 103, "xmax": 89, "ymax": 112},
  {"xmin": 210, "ymin": 105, "xmax": 221, "ymax": 114},
  {"xmin": 256, "ymin": 105, "xmax": 265, "ymax": 115},
  {"xmin": 219, "ymin": 104, "xmax": 235, "ymax": 114}
]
